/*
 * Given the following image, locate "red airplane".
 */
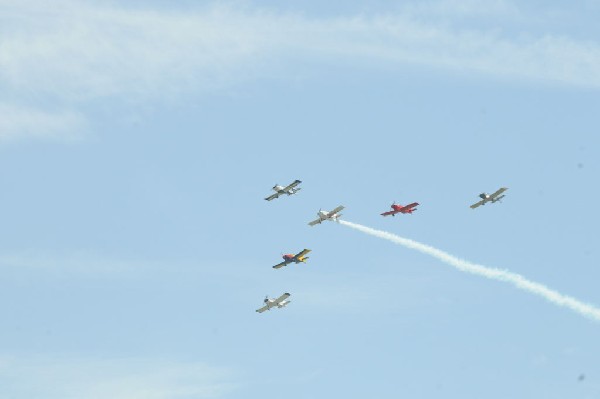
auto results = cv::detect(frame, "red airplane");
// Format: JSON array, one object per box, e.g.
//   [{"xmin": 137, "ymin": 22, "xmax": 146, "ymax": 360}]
[{"xmin": 380, "ymin": 202, "xmax": 419, "ymax": 217}]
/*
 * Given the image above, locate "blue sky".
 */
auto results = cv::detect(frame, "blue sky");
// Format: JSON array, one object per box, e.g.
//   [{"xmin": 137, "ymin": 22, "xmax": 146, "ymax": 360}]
[{"xmin": 1, "ymin": 0, "xmax": 599, "ymax": 397}]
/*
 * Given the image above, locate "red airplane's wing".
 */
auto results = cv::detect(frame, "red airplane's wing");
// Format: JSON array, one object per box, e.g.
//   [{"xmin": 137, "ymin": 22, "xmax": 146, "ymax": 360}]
[
  {"xmin": 401, "ymin": 202, "xmax": 419, "ymax": 211},
  {"xmin": 381, "ymin": 210, "xmax": 398, "ymax": 217}
]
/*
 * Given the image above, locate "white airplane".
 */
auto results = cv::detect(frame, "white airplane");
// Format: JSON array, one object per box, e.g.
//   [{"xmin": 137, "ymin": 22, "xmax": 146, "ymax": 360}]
[
  {"xmin": 256, "ymin": 293, "xmax": 291, "ymax": 313},
  {"xmin": 264, "ymin": 180, "xmax": 302, "ymax": 201},
  {"xmin": 470, "ymin": 187, "xmax": 508, "ymax": 209},
  {"xmin": 308, "ymin": 205, "xmax": 344, "ymax": 226}
]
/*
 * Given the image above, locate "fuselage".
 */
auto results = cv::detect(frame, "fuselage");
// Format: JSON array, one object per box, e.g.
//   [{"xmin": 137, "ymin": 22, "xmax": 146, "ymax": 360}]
[
  {"xmin": 381, "ymin": 203, "xmax": 417, "ymax": 216},
  {"xmin": 392, "ymin": 204, "xmax": 415, "ymax": 213},
  {"xmin": 318, "ymin": 210, "xmax": 341, "ymax": 221},
  {"xmin": 272, "ymin": 185, "xmax": 299, "ymax": 195},
  {"xmin": 478, "ymin": 193, "xmax": 504, "ymax": 204},
  {"xmin": 264, "ymin": 298, "xmax": 290, "ymax": 309},
  {"xmin": 283, "ymin": 254, "xmax": 307, "ymax": 263},
  {"xmin": 308, "ymin": 206, "xmax": 343, "ymax": 226}
]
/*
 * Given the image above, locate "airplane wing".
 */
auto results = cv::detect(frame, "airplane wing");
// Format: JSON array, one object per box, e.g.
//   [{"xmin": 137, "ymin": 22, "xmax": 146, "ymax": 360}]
[
  {"xmin": 490, "ymin": 187, "xmax": 508, "ymax": 199},
  {"xmin": 273, "ymin": 293, "xmax": 291, "ymax": 304},
  {"xmin": 256, "ymin": 305, "xmax": 270, "ymax": 313},
  {"xmin": 380, "ymin": 210, "xmax": 398, "ymax": 217},
  {"xmin": 308, "ymin": 218, "xmax": 321, "ymax": 226},
  {"xmin": 295, "ymin": 249, "xmax": 311, "ymax": 258},
  {"xmin": 282, "ymin": 180, "xmax": 302, "ymax": 192},
  {"xmin": 326, "ymin": 205, "xmax": 345, "ymax": 218},
  {"xmin": 272, "ymin": 261, "xmax": 287, "ymax": 269},
  {"xmin": 402, "ymin": 202, "xmax": 419, "ymax": 211},
  {"xmin": 470, "ymin": 199, "xmax": 486, "ymax": 209},
  {"xmin": 264, "ymin": 192, "xmax": 280, "ymax": 201}
]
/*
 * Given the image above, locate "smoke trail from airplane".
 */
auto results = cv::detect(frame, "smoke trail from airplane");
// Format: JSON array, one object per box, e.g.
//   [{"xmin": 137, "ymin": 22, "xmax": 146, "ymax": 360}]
[{"xmin": 339, "ymin": 220, "xmax": 600, "ymax": 322}]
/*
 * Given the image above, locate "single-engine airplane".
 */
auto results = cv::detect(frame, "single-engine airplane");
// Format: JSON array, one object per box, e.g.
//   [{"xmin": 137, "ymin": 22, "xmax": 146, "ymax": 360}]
[
  {"xmin": 470, "ymin": 187, "xmax": 508, "ymax": 209},
  {"xmin": 308, "ymin": 205, "xmax": 344, "ymax": 226},
  {"xmin": 273, "ymin": 249, "xmax": 311, "ymax": 269},
  {"xmin": 256, "ymin": 293, "xmax": 291, "ymax": 313},
  {"xmin": 264, "ymin": 180, "xmax": 302, "ymax": 201},
  {"xmin": 381, "ymin": 202, "xmax": 419, "ymax": 217}
]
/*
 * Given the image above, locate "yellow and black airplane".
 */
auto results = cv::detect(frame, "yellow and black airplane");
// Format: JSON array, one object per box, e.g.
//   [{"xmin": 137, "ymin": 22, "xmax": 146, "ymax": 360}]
[{"xmin": 273, "ymin": 249, "xmax": 311, "ymax": 269}]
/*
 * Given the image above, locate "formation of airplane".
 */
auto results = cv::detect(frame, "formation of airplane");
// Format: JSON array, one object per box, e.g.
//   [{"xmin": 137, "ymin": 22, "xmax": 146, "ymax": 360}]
[
  {"xmin": 380, "ymin": 202, "xmax": 419, "ymax": 217},
  {"xmin": 273, "ymin": 249, "xmax": 311, "ymax": 269},
  {"xmin": 308, "ymin": 205, "xmax": 344, "ymax": 226},
  {"xmin": 260, "ymin": 178, "xmax": 509, "ymax": 313},
  {"xmin": 469, "ymin": 187, "xmax": 508, "ymax": 209},
  {"xmin": 256, "ymin": 293, "xmax": 291, "ymax": 313},
  {"xmin": 264, "ymin": 180, "xmax": 302, "ymax": 201}
]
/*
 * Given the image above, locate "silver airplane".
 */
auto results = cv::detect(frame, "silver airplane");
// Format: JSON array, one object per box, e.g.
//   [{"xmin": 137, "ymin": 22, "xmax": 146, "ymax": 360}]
[
  {"xmin": 470, "ymin": 187, "xmax": 508, "ymax": 209},
  {"xmin": 256, "ymin": 293, "xmax": 291, "ymax": 313},
  {"xmin": 264, "ymin": 180, "xmax": 302, "ymax": 201},
  {"xmin": 308, "ymin": 205, "xmax": 344, "ymax": 226}
]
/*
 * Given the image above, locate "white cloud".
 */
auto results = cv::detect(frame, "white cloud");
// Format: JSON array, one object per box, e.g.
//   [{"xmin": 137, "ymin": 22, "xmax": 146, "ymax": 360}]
[
  {"xmin": 0, "ymin": 103, "xmax": 85, "ymax": 142},
  {"xmin": 1, "ymin": 0, "xmax": 599, "ymax": 109},
  {"xmin": 0, "ymin": 1, "xmax": 269, "ymax": 100},
  {"xmin": 400, "ymin": 0, "xmax": 521, "ymax": 19},
  {"xmin": 0, "ymin": 251, "xmax": 135, "ymax": 275},
  {"xmin": 0, "ymin": 355, "xmax": 236, "ymax": 399}
]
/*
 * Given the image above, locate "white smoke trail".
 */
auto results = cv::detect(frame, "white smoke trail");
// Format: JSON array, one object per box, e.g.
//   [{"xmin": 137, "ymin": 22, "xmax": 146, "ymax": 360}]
[{"xmin": 339, "ymin": 220, "xmax": 600, "ymax": 322}]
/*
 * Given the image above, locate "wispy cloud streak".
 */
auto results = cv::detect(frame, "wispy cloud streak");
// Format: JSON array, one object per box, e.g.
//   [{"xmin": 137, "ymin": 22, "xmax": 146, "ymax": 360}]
[
  {"xmin": 0, "ymin": 355, "xmax": 236, "ymax": 399},
  {"xmin": 0, "ymin": 104, "xmax": 85, "ymax": 142},
  {"xmin": 2, "ymin": 1, "xmax": 599, "ymax": 142},
  {"xmin": 1, "ymin": 0, "xmax": 600, "ymax": 105},
  {"xmin": 340, "ymin": 220, "xmax": 600, "ymax": 322}
]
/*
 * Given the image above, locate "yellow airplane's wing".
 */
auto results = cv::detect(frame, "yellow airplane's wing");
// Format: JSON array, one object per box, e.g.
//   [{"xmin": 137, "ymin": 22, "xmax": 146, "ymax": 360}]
[
  {"xmin": 295, "ymin": 249, "xmax": 311, "ymax": 259},
  {"xmin": 273, "ymin": 261, "xmax": 287, "ymax": 269}
]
